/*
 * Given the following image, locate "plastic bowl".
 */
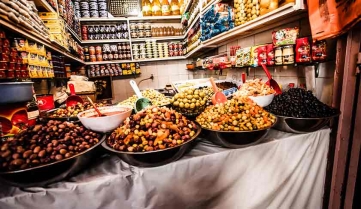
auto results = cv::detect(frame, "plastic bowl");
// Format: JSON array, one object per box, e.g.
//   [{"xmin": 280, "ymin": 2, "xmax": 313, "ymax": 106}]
[
  {"xmin": 248, "ymin": 94, "xmax": 275, "ymax": 107},
  {"xmin": 77, "ymin": 106, "xmax": 132, "ymax": 133}
]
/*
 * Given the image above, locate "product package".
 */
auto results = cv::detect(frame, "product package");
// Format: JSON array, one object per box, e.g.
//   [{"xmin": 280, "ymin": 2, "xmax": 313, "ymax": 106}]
[
  {"xmin": 235, "ymin": 47, "xmax": 251, "ymax": 67},
  {"xmin": 272, "ymin": 27, "xmax": 299, "ymax": 46},
  {"xmin": 295, "ymin": 37, "xmax": 311, "ymax": 63}
]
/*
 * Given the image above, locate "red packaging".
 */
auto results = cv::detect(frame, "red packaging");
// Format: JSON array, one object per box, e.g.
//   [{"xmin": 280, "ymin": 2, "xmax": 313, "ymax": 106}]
[
  {"xmin": 17, "ymin": 57, "xmax": 22, "ymax": 64},
  {"xmin": 0, "ymin": 70, "xmax": 6, "ymax": 78},
  {"xmin": 295, "ymin": 37, "xmax": 311, "ymax": 63},
  {"xmin": 20, "ymin": 64, "xmax": 27, "ymax": 70},
  {"xmin": 9, "ymin": 56, "xmax": 17, "ymax": 63},
  {"xmin": 0, "ymin": 103, "xmax": 29, "ymax": 137},
  {"xmin": 2, "ymin": 47, "xmax": 10, "ymax": 55},
  {"xmin": 266, "ymin": 44, "xmax": 275, "ymax": 66},
  {"xmin": 0, "ymin": 62, "xmax": 7, "ymax": 70},
  {"xmin": 15, "ymin": 70, "xmax": 21, "ymax": 78},
  {"xmin": 0, "ymin": 53, "xmax": 9, "ymax": 62},
  {"xmin": 6, "ymin": 70, "xmax": 15, "ymax": 78},
  {"xmin": 312, "ymin": 40, "xmax": 327, "ymax": 61},
  {"xmin": 10, "ymin": 51, "xmax": 17, "ymax": 57},
  {"xmin": 2, "ymin": 39, "xmax": 10, "ymax": 47},
  {"xmin": 257, "ymin": 45, "xmax": 267, "ymax": 66},
  {"xmin": 8, "ymin": 63, "xmax": 15, "ymax": 70},
  {"xmin": 21, "ymin": 70, "xmax": 28, "ymax": 78},
  {"xmin": 0, "ymin": 31, "xmax": 5, "ymax": 38},
  {"xmin": 36, "ymin": 95, "xmax": 55, "ymax": 112}
]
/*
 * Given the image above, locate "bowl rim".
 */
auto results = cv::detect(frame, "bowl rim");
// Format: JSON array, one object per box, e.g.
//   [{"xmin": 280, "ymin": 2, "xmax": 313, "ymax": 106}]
[
  {"xmin": 273, "ymin": 111, "xmax": 341, "ymax": 120},
  {"xmin": 199, "ymin": 113, "xmax": 277, "ymax": 133},
  {"xmin": 0, "ymin": 135, "xmax": 106, "ymax": 174},
  {"xmin": 77, "ymin": 105, "xmax": 133, "ymax": 118},
  {"xmin": 102, "ymin": 122, "xmax": 202, "ymax": 155},
  {"xmin": 248, "ymin": 93, "xmax": 276, "ymax": 98}
]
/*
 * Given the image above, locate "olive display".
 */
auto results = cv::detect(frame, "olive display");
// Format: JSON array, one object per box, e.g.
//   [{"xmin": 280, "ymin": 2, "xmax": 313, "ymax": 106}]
[
  {"xmin": 170, "ymin": 88, "xmax": 212, "ymax": 116},
  {"xmin": 118, "ymin": 89, "xmax": 170, "ymax": 107},
  {"xmin": 264, "ymin": 88, "xmax": 339, "ymax": 118},
  {"xmin": 0, "ymin": 120, "xmax": 102, "ymax": 171},
  {"xmin": 196, "ymin": 97, "xmax": 276, "ymax": 131},
  {"xmin": 49, "ymin": 102, "xmax": 108, "ymax": 118},
  {"xmin": 216, "ymin": 82, "xmax": 238, "ymax": 90},
  {"xmin": 107, "ymin": 106, "xmax": 199, "ymax": 152}
]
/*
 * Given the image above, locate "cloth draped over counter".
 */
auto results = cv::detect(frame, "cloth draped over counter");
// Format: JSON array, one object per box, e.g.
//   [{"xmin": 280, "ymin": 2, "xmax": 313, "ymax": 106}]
[{"xmin": 0, "ymin": 129, "xmax": 330, "ymax": 209}]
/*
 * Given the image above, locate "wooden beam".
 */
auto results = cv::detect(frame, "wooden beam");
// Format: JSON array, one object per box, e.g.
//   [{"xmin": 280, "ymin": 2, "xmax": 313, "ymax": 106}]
[
  {"xmin": 344, "ymin": 74, "xmax": 361, "ymax": 209},
  {"xmin": 328, "ymin": 24, "xmax": 361, "ymax": 209}
]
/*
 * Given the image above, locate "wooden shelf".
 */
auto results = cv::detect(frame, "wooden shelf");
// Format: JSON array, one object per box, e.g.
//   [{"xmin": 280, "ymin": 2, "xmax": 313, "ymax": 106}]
[
  {"xmin": 85, "ymin": 60, "xmax": 133, "ymax": 65},
  {"xmin": 79, "ymin": 17, "xmax": 128, "ymax": 22},
  {"xmin": 82, "ymin": 39, "xmax": 129, "ymax": 44},
  {"xmin": 33, "ymin": 0, "xmax": 56, "ymax": 13},
  {"xmin": 200, "ymin": 0, "xmax": 221, "ymax": 15},
  {"xmin": 0, "ymin": 17, "xmax": 85, "ymax": 64},
  {"xmin": 66, "ymin": 24, "xmax": 82, "ymax": 43},
  {"xmin": 134, "ymin": 56, "xmax": 186, "ymax": 62},
  {"xmin": 131, "ymin": 36, "xmax": 184, "ymax": 42},
  {"xmin": 128, "ymin": 16, "xmax": 182, "ymax": 23}
]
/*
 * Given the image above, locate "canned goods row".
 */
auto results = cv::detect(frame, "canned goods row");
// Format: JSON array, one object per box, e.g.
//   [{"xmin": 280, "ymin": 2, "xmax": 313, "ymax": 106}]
[
  {"xmin": 82, "ymin": 33, "xmax": 129, "ymax": 41},
  {"xmin": 130, "ymin": 23, "xmax": 152, "ymax": 31},
  {"xmin": 130, "ymin": 30, "xmax": 152, "ymax": 38},
  {"xmin": 85, "ymin": 53, "xmax": 131, "ymax": 62},
  {"xmin": 82, "ymin": 24, "xmax": 128, "ymax": 34},
  {"xmin": 84, "ymin": 44, "xmax": 130, "ymax": 55}
]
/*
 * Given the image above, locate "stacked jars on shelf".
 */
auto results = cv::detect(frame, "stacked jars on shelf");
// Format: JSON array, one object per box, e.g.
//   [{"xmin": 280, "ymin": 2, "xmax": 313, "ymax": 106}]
[
  {"xmin": 130, "ymin": 22, "xmax": 151, "ymax": 39},
  {"xmin": 81, "ymin": 23, "xmax": 128, "ymax": 40},
  {"xmin": 132, "ymin": 41, "xmax": 183, "ymax": 60},
  {"xmin": 77, "ymin": 0, "xmax": 108, "ymax": 18},
  {"xmin": 84, "ymin": 43, "xmax": 131, "ymax": 62},
  {"xmin": 87, "ymin": 62, "xmax": 141, "ymax": 77}
]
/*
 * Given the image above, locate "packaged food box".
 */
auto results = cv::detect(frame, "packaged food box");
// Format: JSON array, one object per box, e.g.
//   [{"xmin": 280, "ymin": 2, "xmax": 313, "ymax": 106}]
[
  {"xmin": 47, "ymin": 25, "xmax": 65, "ymax": 33},
  {"xmin": 42, "ymin": 19, "xmax": 65, "ymax": 27},
  {"xmin": 38, "ymin": 12, "xmax": 58, "ymax": 19},
  {"xmin": 235, "ymin": 47, "xmax": 251, "ymax": 67}
]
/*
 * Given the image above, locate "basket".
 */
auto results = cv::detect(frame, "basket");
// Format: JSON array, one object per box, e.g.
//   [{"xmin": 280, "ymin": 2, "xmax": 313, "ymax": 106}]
[{"xmin": 108, "ymin": 0, "xmax": 141, "ymax": 17}]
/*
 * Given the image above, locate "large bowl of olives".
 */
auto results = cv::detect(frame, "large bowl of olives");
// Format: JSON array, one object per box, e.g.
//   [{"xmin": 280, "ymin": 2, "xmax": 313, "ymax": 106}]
[
  {"xmin": 170, "ymin": 87, "xmax": 212, "ymax": 118},
  {"xmin": 264, "ymin": 88, "xmax": 340, "ymax": 133}
]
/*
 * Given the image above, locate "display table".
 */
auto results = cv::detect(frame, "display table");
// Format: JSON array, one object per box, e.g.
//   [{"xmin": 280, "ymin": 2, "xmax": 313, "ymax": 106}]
[{"xmin": 0, "ymin": 129, "xmax": 330, "ymax": 209}]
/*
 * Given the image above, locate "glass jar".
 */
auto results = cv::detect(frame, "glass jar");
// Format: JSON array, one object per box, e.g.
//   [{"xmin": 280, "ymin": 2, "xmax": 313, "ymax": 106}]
[
  {"xmin": 274, "ymin": 46, "xmax": 283, "ymax": 65},
  {"xmin": 282, "ymin": 45, "xmax": 294, "ymax": 64}
]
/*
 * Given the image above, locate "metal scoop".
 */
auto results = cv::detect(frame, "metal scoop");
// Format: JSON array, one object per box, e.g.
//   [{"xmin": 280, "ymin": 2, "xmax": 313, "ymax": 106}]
[
  {"xmin": 66, "ymin": 84, "xmax": 83, "ymax": 107},
  {"xmin": 261, "ymin": 64, "xmax": 282, "ymax": 95},
  {"xmin": 129, "ymin": 80, "xmax": 152, "ymax": 112},
  {"xmin": 210, "ymin": 77, "xmax": 227, "ymax": 105}
]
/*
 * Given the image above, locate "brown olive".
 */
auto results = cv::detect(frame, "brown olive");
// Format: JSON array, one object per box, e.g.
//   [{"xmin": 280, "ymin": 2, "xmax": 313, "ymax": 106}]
[
  {"xmin": 38, "ymin": 150, "xmax": 46, "ymax": 158},
  {"xmin": 29, "ymin": 154, "xmax": 37, "ymax": 160},
  {"xmin": 23, "ymin": 150, "xmax": 33, "ymax": 158},
  {"xmin": 59, "ymin": 149, "xmax": 67, "ymax": 155},
  {"xmin": 55, "ymin": 154, "xmax": 63, "ymax": 161},
  {"xmin": 33, "ymin": 146, "xmax": 41, "ymax": 153},
  {"xmin": 12, "ymin": 153, "xmax": 20, "ymax": 159},
  {"xmin": 65, "ymin": 153, "xmax": 73, "ymax": 158},
  {"xmin": 10, "ymin": 159, "xmax": 24, "ymax": 166},
  {"xmin": 1, "ymin": 150, "xmax": 11, "ymax": 158}
]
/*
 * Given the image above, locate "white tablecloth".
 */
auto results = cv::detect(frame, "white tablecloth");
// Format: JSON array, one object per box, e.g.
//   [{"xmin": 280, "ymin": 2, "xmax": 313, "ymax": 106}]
[{"xmin": 0, "ymin": 129, "xmax": 330, "ymax": 209}]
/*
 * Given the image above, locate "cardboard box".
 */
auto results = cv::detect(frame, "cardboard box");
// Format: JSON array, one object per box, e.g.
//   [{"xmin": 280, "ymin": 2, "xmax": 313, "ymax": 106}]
[{"xmin": 43, "ymin": 19, "xmax": 65, "ymax": 27}]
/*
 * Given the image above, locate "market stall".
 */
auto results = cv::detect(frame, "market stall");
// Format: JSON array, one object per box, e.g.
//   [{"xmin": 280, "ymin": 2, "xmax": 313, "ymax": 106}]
[
  {"xmin": 0, "ymin": 129, "xmax": 330, "ymax": 209},
  {"xmin": 1, "ymin": 0, "xmax": 361, "ymax": 208}
]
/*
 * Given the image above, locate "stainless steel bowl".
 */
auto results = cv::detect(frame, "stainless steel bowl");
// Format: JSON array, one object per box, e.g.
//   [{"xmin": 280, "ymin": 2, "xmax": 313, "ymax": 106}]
[
  {"xmin": 273, "ymin": 113, "xmax": 340, "ymax": 134},
  {"xmin": 101, "ymin": 124, "xmax": 202, "ymax": 167},
  {"xmin": 0, "ymin": 135, "xmax": 106, "ymax": 188},
  {"xmin": 0, "ymin": 82, "xmax": 33, "ymax": 104},
  {"xmin": 201, "ymin": 127, "xmax": 271, "ymax": 149}
]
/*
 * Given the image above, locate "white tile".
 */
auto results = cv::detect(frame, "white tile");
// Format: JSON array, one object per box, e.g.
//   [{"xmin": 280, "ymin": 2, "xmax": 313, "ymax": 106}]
[
  {"xmin": 158, "ymin": 76, "xmax": 170, "ymax": 88},
  {"xmin": 179, "ymin": 74, "xmax": 188, "ymax": 80},
  {"xmin": 254, "ymin": 29, "xmax": 273, "ymax": 45},
  {"xmin": 148, "ymin": 77, "xmax": 159, "ymax": 89},
  {"xmin": 237, "ymin": 36, "xmax": 254, "ymax": 48},
  {"xmin": 169, "ymin": 75, "xmax": 180, "ymax": 82},
  {"xmin": 317, "ymin": 62, "xmax": 335, "ymax": 78},
  {"xmin": 218, "ymin": 45, "xmax": 227, "ymax": 54}
]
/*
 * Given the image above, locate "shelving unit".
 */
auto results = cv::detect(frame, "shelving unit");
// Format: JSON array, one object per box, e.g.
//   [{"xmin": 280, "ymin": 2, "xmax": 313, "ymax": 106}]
[
  {"xmin": 0, "ymin": 17, "xmax": 84, "ymax": 64},
  {"xmin": 200, "ymin": 0, "xmax": 221, "ymax": 15},
  {"xmin": 85, "ymin": 60, "xmax": 133, "ymax": 65},
  {"xmin": 66, "ymin": 24, "xmax": 82, "ymax": 43},
  {"xmin": 82, "ymin": 39, "xmax": 130, "ymax": 44},
  {"xmin": 131, "ymin": 36, "xmax": 184, "ymax": 42},
  {"xmin": 79, "ymin": 17, "xmax": 128, "ymax": 22},
  {"xmin": 33, "ymin": 0, "xmax": 56, "ymax": 13},
  {"xmin": 134, "ymin": 56, "xmax": 186, "ymax": 62}
]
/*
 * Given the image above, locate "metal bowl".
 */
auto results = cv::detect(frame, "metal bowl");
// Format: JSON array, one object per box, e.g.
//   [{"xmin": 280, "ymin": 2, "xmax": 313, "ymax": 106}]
[
  {"xmin": 273, "ymin": 113, "xmax": 340, "ymax": 134},
  {"xmin": 101, "ymin": 123, "xmax": 202, "ymax": 167},
  {"xmin": 200, "ymin": 116, "xmax": 277, "ymax": 148},
  {"xmin": 0, "ymin": 135, "xmax": 106, "ymax": 188},
  {"xmin": 0, "ymin": 82, "xmax": 33, "ymax": 104}
]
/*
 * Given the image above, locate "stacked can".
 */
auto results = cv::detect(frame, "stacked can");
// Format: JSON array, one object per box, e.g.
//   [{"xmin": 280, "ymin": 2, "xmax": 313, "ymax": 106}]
[
  {"xmin": 152, "ymin": 40, "xmax": 158, "ymax": 58},
  {"xmin": 74, "ymin": 0, "xmax": 81, "ymax": 18},
  {"xmin": 158, "ymin": 43, "xmax": 163, "ymax": 58},
  {"xmin": 80, "ymin": 0, "xmax": 90, "ymax": 18},
  {"xmin": 81, "ymin": 23, "xmax": 128, "ymax": 40},
  {"xmin": 164, "ymin": 42, "xmax": 169, "ymax": 57},
  {"xmin": 145, "ymin": 40, "xmax": 152, "ymax": 59},
  {"xmin": 98, "ymin": 0, "xmax": 108, "ymax": 18},
  {"xmin": 89, "ymin": 0, "xmax": 99, "ymax": 18},
  {"xmin": 84, "ymin": 43, "xmax": 131, "ymax": 62},
  {"xmin": 168, "ymin": 42, "xmax": 183, "ymax": 57}
]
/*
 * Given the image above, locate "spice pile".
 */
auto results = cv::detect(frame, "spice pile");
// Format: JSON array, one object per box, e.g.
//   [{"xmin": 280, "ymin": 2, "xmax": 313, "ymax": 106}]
[
  {"xmin": 196, "ymin": 97, "xmax": 276, "ymax": 131},
  {"xmin": 0, "ymin": 121, "xmax": 102, "ymax": 171},
  {"xmin": 235, "ymin": 79, "xmax": 275, "ymax": 97},
  {"xmin": 118, "ymin": 89, "xmax": 170, "ymax": 107},
  {"xmin": 264, "ymin": 88, "xmax": 338, "ymax": 118},
  {"xmin": 107, "ymin": 106, "xmax": 199, "ymax": 152}
]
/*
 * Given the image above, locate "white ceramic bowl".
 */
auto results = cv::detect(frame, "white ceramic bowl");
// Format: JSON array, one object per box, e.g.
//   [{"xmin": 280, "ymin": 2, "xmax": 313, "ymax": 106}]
[
  {"xmin": 77, "ymin": 106, "xmax": 133, "ymax": 133},
  {"xmin": 248, "ymin": 94, "xmax": 275, "ymax": 107}
]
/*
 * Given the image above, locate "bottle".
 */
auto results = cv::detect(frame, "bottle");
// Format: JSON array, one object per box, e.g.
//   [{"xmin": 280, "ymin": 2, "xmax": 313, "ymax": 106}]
[
  {"xmin": 152, "ymin": 0, "xmax": 162, "ymax": 16},
  {"xmin": 27, "ymin": 86, "xmax": 39, "ymax": 126},
  {"xmin": 170, "ymin": 0, "xmax": 180, "ymax": 15},
  {"xmin": 179, "ymin": 0, "xmax": 185, "ymax": 14},
  {"xmin": 161, "ymin": 0, "xmax": 171, "ymax": 16},
  {"xmin": 142, "ymin": 0, "xmax": 152, "ymax": 16}
]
